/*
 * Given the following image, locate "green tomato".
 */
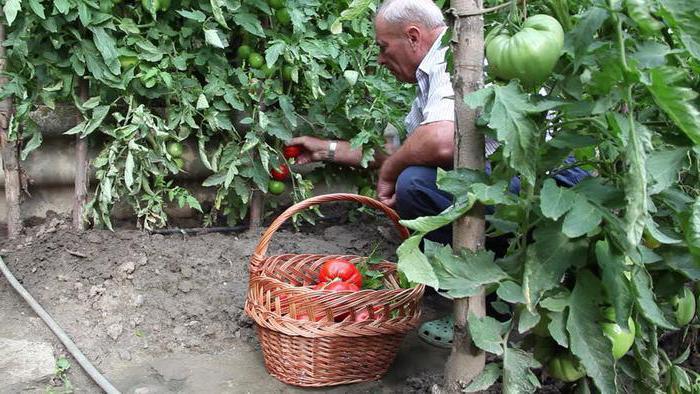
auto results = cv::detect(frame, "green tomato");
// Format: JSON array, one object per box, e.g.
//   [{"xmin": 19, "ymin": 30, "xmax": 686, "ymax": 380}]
[
  {"xmin": 248, "ymin": 53, "xmax": 264, "ymax": 69},
  {"xmin": 275, "ymin": 8, "xmax": 292, "ymax": 26},
  {"xmin": 174, "ymin": 157, "xmax": 185, "ymax": 169},
  {"xmin": 237, "ymin": 45, "xmax": 252, "ymax": 59},
  {"xmin": 547, "ymin": 352, "xmax": 586, "ymax": 382},
  {"xmin": 673, "ymin": 287, "xmax": 696, "ymax": 326},
  {"xmin": 119, "ymin": 55, "xmax": 138, "ymax": 70},
  {"xmin": 485, "ymin": 14, "xmax": 564, "ymax": 89},
  {"xmin": 268, "ymin": 0, "xmax": 285, "ymax": 10},
  {"xmin": 600, "ymin": 307, "xmax": 636, "ymax": 360},
  {"xmin": 268, "ymin": 180, "xmax": 286, "ymax": 195},
  {"xmin": 260, "ymin": 64, "xmax": 276, "ymax": 78},
  {"xmin": 166, "ymin": 141, "xmax": 184, "ymax": 158},
  {"xmin": 282, "ymin": 65, "xmax": 295, "ymax": 81}
]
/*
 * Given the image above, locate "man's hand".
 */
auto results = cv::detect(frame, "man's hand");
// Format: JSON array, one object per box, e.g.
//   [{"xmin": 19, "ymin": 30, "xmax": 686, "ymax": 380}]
[
  {"xmin": 376, "ymin": 165, "xmax": 397, "ymax": 207},
  {"xmin": 287, "ymin": 136, "xmax": 331, "ymax": 164}
]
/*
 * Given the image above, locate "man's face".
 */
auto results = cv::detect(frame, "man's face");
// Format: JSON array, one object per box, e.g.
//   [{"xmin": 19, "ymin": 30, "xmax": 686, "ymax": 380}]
[{"xmin": 375, "ymin": 18, "xmax": 420, "ymax": 83}]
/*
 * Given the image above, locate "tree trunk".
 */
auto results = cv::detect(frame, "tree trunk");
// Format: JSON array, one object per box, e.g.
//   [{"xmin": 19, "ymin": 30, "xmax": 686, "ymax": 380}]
[
  {"xmin": 444, "ymin": 0, "xmax": 486, "ymax": 391},
  {"xmin": 73, "ymin": 80, "xmax": 89, "ymax": 231},
  {"xmin": 0, "ymin": 19, "xmax": 22, "ymax": 238}
]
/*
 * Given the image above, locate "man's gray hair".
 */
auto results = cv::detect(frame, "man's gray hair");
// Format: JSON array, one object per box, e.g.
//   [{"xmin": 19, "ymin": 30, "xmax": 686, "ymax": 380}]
[{"xmin": 376, "ymin": 0, "xmax": 446, "ymax": 29}]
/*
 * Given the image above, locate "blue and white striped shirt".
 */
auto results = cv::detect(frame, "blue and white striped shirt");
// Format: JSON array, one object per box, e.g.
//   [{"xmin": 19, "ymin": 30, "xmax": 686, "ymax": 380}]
[{"xmin": 405, "ymin": 30, "xmax": 499, "ymax": 156}]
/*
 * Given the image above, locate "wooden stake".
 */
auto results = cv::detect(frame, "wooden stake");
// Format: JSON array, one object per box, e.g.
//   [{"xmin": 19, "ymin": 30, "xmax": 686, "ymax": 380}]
[
  {"xmin": 249, "ymin": 190, "xmax": 263, "ymax": 232},
  {"xmin": 0, "ymin": 18, "xmax": 22, "ymax": 238},
  {"xmin": 443, "ymin": 0, "xmax": 487, "ymax": 391},
  {"xmin": 73, "ymin": 80, "xmax": 89, "ymax": 231}
]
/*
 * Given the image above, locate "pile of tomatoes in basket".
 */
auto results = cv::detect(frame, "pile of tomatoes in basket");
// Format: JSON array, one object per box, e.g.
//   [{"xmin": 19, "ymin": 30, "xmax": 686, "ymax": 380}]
[{"xmin": 294, "ymin": 257, "xmax": 386, "ymax": 323}]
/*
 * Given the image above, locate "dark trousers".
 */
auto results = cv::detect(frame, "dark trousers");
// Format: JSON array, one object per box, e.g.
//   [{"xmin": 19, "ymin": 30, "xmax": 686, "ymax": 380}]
[{"xmin": 394, "ymin": 164, "xmax": 590, "ymax": 247}]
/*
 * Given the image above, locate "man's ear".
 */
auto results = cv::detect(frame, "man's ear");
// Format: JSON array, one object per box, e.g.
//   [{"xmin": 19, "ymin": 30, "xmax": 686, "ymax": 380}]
[{"xmin": 406, "ymin": 25, "xmax": 421, "ymax": 49}]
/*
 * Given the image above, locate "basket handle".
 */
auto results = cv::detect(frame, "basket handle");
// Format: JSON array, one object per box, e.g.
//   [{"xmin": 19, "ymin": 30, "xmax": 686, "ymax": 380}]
[{"xmin": 250, "ymin": 193, "xmax": 410, "ymax": 273}]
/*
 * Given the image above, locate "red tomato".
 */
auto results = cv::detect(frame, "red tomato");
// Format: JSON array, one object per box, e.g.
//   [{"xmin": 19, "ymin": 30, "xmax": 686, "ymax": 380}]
[
  {"xmin": 283, "ymin": 145, "xmax": 303, "ymax": 159},
  {"xmin": 319, "ymin": 258, "xmax": 362, "ymax": 288},
  {"xmin": 295, "ymin": 312, "xmax": 323, "ymax": 322},
  {"xmin": 322, "ymin": 281, "xmax": 361, "ymax": 291},
  {"xmin": 270, "ymin": 164, "xmax": 290, "ymax": 181}
]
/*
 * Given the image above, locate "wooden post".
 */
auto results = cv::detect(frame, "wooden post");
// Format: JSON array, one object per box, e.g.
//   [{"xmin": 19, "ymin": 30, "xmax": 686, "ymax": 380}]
[
  {"xmin": 444, "ymin": 0, "xmax": 486, "ymax": 390},
  {"xmin": 0, "ymin": 19, "xmax": 22, "ymax": 238},
  {"xmin": 249, "ymin": 191, "xmax": 263, "ymax": 232},
  {"xmin": 73, "ymin": 80, "xmax": 89, "ymax": 231}
]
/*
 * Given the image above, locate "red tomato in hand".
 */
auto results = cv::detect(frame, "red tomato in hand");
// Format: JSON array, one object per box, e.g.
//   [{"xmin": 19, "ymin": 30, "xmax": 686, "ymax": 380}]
[
  {"xmin": 283, "ymin": 145, "xmax": 303, "ymax": 159},
  {"xmin": 270, "ymin": 164, "xmax": 290, "ymax": 181},
  {"xmin": 319, "ymin": 258, "xmax": 362, "ymax": 288}
]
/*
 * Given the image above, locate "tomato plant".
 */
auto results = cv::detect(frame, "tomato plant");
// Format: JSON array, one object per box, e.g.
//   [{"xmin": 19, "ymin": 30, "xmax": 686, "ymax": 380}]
[{"xmin": 319, "ymin": 258, "xmax": 362, "ymax": 288}]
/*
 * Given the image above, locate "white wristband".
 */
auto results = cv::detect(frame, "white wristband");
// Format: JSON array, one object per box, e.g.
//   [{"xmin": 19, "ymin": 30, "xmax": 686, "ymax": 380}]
[{"xmin": 327, "ymin": 141, "xmax": 337, "ymax": 161}]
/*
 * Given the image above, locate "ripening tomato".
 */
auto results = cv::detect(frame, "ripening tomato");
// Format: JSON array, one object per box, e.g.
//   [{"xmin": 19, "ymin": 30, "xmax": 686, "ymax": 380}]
[
  {"xmin": 319, "ymin": 258, "xmax": 362, "ymax": 288},
  {"xmin": 486, "ymin": 14, "xmax": 564, "ymax": 88},
  {"xmin": 270, "ymin": 164, "xmax": 290, "ymax": 181},
  {"xmin": 283, "ymin": 145, "xmax": 303, "ymax": 159}
]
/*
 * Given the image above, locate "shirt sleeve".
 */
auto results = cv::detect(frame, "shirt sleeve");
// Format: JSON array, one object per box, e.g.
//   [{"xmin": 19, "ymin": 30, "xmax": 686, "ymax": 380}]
[{"xmin": 421, "ymin": 66, "xmax": 454, "ymax": 125}]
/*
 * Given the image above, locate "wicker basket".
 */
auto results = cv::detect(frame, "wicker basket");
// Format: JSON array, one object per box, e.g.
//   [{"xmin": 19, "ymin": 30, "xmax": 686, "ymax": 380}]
[{"xmin": 245, "ymin": 193, "xmax": 425, "ymax": 387}]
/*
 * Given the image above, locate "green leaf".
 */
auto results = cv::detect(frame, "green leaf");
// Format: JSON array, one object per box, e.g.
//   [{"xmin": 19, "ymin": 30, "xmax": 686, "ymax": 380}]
[
  {"xmin": 468, "ymin": 313, "xmax": 505, "ymax": 355},
  {"xmin": 399, "ymin": 195, "xmax": 476, "ymax": 233},
  {"xmin": 233, "ymin": 12, "xmax": 265, "ymax": 37},
  {"xmin": 343, "ymin": 70, "xmax": 359, "ymax": 86},
  {"xmin": 623, "ymin": 119, "xmax": 651, "ymax": 248},
  {"xmin": 540, "ymin": 178, "xmax": 576, "ymax": 220},
  {"xmin": 20, "ymin": 128, "xmax": 42, "ymax": 161},
  {"xmin": 472, "ymin": 181, "xmax": 514, "ymax": 205},
  {"xmin": 497, "ymin": 281, "xmax": 526, "ymax": 304},
  {"xmin": 26, "ymin": 0, "xmax": 44, "ymax": 19},
  {"xmin": 660, "ymin": 248, "xmax": 700, "ymax": 280},
  {"xmin": 631, "ymin": 41, "xmax": 671, "ymax": 69},
  {"xmin": 595, "ymin": 240, "xmax": 633, "ymax": 329},
  {"xmin": 397, "ymin": 235, "xmax": 439, "ymax": 289},
  {"xmin": 645, "ymin": 67, "xmax": 700, "ymax": 145},
  {"xmin": 625, "ymin": 0, "xmax": 663, "ymax": 35},
  {"xmin": 564, "ymin": 7, "xmax": 609, "ymax": 68},
  {"xmin": 631, "ymin": 266, "xmax": 678, "ymax": 330},
  {"xmin": 265, "ymin": 42, "xmax": 286, "ymax": 67},
  {"xmin": 177, "ymin": 9, "xmax": 206, "ymax": 22},
  {"xmin": 523, "ymin": 222, "xmax": 587, "ymax": 307},
  {"xmin": 488, "ymin": 82, "xmax": 539, "ymax": 186},
  {"xmin": 278, "ymin": 96, "xmax": 297, "ymax": 128},
  {"xmin": 548, "ymin": 311, "xmax": 569, "ymax": 348},
  {"xmin": 196, "ymin": 94, "xmax": 209, "ymax": 110},
  {"xmin": 4, "ymin": 0, "xmax": 22, "ymax": 26},
  {"xmin": 83, "ymin": 106, "xmax": 110, "ymax": 136},
  {"xmin": 204, "ymin": 29, "xmax": 228, "ymax": 48},
  {"xmin": 684, "ymin": 198, "xmax": 700, "ymax": 258},
  {"xmin": 210, "ymin": 0, "xmax": 229, "ymax": 29},
  {"xmin": 426, "ymin": 244, "xmax": 506, "ymax": 298},
  {"xmin": 518, "ymin": 308, "xmax": 540, "ymax": 334},
  {"xmin": 647, "ymin": 148, "xmax": 689, "ymax": 195},
  {"xmin": 125, "ymin": 151, "xmax": 135, "ymax": 190},
  {"xmin": 562, "ymin": 194, "xmax": 603, "ymax": 238},
  {"xmin": 502, "ymin": 347, "xmax": 541, "ymax": 394},
  {"xmin": 463, "ymin": 363, "xmax": 501, "ymax": 393},
  {"xmin": 659, "ymin": 0, "xmax": 700, "ymax": 60},
  {"xmin": 89, "ymin": 27, "xmax": 120, "ymax": 75},
  {"xmin": 436, "ymin": 167, "xmax": 488, "ymax": 200},
  {"xmin": 567, "ymin": 270, "xmax": 616, "ymax": 394}
]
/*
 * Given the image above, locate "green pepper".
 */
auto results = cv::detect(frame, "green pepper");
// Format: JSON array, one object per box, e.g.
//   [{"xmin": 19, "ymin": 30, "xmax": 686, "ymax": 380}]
[{"xmin": 485, "ymin": 14, "xmax": 564, "ymax": 89}]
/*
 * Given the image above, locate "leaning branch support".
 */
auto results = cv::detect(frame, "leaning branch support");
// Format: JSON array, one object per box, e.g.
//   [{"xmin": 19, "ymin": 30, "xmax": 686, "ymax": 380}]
[
  {"xmin": 444, "ymin": 0, "xmax": 487, "ymax": 391},
  {"xmin": 0, "ymin": 17, "xmax": 22, "ymax": 238}
]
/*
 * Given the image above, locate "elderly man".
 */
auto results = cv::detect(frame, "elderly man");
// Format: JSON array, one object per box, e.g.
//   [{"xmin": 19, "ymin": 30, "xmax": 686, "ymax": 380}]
[{"xmin": 288, "ymin": 0, "xmax": 587, "ymax": 347}]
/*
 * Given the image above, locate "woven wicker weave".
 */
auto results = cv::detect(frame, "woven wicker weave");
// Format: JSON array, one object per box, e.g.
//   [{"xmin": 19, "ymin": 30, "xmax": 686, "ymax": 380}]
[{"xmin": 245, "ymin": 193, "xmax": 425, "ymax": 387}]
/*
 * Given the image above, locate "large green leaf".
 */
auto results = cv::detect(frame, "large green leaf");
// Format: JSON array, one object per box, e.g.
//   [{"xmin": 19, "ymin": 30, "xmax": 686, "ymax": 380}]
[
  {"xmin": 523, "ymin": 223, "xmax": 587, "ymax": 307},
  {"xmin": 645, "ymin": 67, "xmax": 700, "ymax": 145},
  {"xmin": 659, "ymin": 0, "xmax": 700, "ymax": 60},
  {"xmin": 631, "ymin": 266, "xmax": 678, "ymax": 330},
  {"xmin": 566, "ymin": 270, "xmax": 616, "ymax": 394},
  {"xmin": 647, "ymin": 148, "xmax": 689, "ymax": 195},
  {"xmin": 625, "ymin": 0, "xmax": 663, "ymax": 35},
  {"xmin": 399, "ymin": 195, "xmax": 476, "ymax": 233},
  {"xmin": 562, "ymin": 194, "xmax": 603, "ymax": 238},
  {"xmin": 595, "ymin": 240, "xmax": 633, "ymax": 329},
  {"xmin": 502, "ymin": 347, "xmax": 541, "ymax": 394},
  {"xmin": 4, "ymin": 0, "xmax": 22, "ymax": 26},
  {"xmin": 623, "ymin": 120, "xmax": 651, "ymax": 247},
  {"xmin": 397, "ymin": 235, "xmax": 439, "ymax": 289},
  {"xmin": 468, "ymin": 313, "xmax": 505, "ymax": 355},
  {"xmin": 540, "ymin": 178, "xmax": 576, "ymax": 220},
  {"xmin": 463, "ymin": 363, "xmax": 501, "ymax": 393},
  {"xmin": 684, "ymin": 197, "xmax": 700, "ymax": 258},
  {"xmin": 426, "ymin": 243, "xmax": 506, "ymax": 298},
  {"xmin": 660, "ymin": 248, "xmax": 700, "ymax": 280}
]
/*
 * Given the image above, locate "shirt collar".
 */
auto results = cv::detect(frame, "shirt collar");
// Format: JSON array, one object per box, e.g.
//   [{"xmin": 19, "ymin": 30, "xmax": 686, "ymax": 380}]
[{"xmin": 416, "ymin": 28, "xmax": 448, "ymax": 77}]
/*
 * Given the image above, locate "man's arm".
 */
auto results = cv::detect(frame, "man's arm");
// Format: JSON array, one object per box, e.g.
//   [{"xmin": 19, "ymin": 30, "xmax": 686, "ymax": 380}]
[
  {"xmin": 376, "ymin": 120, "xmax": 454, "ymax": 206},
  {"xmin": 287, "ymin": 136, "xmax": 395, "ymax": 168}
]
